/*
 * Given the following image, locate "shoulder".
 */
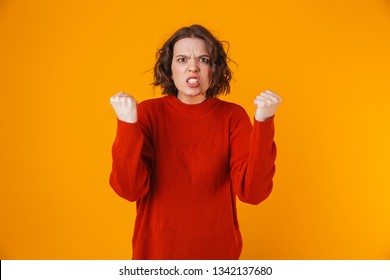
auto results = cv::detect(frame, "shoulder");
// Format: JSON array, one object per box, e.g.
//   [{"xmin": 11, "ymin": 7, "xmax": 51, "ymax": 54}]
[
  {"xmin": 137, "ymin": 96, "xmax": 168, "ymax": 116},
  {"xmin": 216, "ymin": 100, "xmax": 252, "ymax": 132},
  {"xmin": 135, "ymin": 97, "xmax": 168, "ymax": 128},
  {"xmin": 138, "ymin": 96, "xmax": 166, "ymax": 109},
  {"xmin": 217, "ymin": 99, "xmax": 250, "ymax": 119}
]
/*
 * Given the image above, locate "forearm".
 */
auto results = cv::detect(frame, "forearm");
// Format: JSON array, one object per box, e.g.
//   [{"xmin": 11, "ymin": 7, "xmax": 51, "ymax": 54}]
[
  {"xmin": 109, "ymin": 119, "xmax": 151, "ymax": 202},
  {"xmin": 244, "ymin": 117, "xmax": 276, "ymax": 204},
  {"xmin": 233, "ymin": 117, "xmax": 276, "ymax": 205}
]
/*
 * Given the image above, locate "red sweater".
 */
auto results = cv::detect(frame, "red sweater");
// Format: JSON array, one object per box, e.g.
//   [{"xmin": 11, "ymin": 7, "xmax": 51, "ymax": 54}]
[{"xmin": 109, "ymin": 94, "xmax": 276, "ymax": 260}]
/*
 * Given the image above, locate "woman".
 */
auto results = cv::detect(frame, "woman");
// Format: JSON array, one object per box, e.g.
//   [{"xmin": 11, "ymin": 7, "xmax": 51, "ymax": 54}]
[{"xmin": 109, "ymin": 24, "xmax": 281, "ymax": 260}]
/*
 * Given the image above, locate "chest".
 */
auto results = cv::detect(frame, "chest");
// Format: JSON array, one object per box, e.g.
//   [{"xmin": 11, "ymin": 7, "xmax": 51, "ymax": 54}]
[{"xmin": 151, "ymin": 114, "xmax": 230, "ymax": 174}]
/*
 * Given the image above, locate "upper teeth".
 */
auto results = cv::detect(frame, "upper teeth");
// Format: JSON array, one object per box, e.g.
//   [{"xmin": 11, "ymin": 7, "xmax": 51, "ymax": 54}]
[{"xmin": 188, "ymin": 78, "xmax": 199, "ymax": 84}]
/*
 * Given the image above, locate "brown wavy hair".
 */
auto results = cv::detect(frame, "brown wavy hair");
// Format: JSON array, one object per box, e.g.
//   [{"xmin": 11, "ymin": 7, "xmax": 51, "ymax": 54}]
[{"xmin": 153, "ymin": 24, "xmax": 233, "ymax": 98}]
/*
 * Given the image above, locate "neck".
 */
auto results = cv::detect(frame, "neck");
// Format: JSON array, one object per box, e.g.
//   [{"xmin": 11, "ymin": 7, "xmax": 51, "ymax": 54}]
[{"xmin": 177, "ymin": 93, "xmax": 207, "ymax": 104}]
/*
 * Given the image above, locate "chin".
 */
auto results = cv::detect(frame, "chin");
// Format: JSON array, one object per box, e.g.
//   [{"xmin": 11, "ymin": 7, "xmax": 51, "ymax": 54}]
[
  {"xmin": 187, "ymin": 93, "xmax": 206, "ymax": 99},
  {"xmin": 180, "ymin": 90, "xmax": 204, "ymax": 97}
]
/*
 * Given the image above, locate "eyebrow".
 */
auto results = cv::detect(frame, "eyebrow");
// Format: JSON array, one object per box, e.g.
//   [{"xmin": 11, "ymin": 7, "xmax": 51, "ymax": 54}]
[{"xmin": 174, "ymin": 54, "xmax": 210, "ymax": 58}]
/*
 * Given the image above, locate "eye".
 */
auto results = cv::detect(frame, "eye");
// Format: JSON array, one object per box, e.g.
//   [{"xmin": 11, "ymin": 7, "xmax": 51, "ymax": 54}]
[
  {"xmin": 199, "ymin": 57, "xmax": 210, "ymax": 63},
  {"xmin": 177, "ymin": 57, "xmax": 187, "ymax": 62}
]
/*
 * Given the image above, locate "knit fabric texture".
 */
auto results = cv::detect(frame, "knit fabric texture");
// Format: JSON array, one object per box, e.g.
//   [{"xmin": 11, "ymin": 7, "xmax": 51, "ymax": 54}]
[{"xmin": 110, "ymin": 94, "xmax": 276, "ymax": 259}]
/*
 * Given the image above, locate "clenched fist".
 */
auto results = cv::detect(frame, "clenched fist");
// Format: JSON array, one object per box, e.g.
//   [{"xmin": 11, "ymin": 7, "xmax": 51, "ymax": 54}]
[
  {"xmin": 110, "ymin": 92, "xmax": 138, "ymax": 123},
  {"xmin": 254, "ymin": 90, "xmax": 282, "ymax": 122}
]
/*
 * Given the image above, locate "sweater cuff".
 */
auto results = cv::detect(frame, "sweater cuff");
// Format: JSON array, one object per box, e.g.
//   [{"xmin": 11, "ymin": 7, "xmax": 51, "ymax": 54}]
[
  {"xmin": 116, "ymin": 118, "xmax": 143, "ymax": 144},
  {"xmin": 253, "ymin": 115, "xmax": 275, "ymax": 128},
  {"xmin": 252, "ymin": 115, "xmax": 275, "ymax": 146}
]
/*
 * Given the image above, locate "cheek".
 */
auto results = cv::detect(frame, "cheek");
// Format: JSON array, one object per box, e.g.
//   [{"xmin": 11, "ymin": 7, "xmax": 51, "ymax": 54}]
[
  {"xmin": 206, "ymin": 67, "xmax": 213, "ymax": 82},
  {"xmin": 171, "ymin": 64, "xmax": 183, "ymax": 80},
  {"xmin": 170, "ymin": 63, "xmax": 176, "ymax": 78}
]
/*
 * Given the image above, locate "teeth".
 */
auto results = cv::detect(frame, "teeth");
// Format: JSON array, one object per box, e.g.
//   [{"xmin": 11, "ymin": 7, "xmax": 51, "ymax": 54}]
[{"xmin": 187, "ymin": 78, "xmax": 199, "ymax": 84}]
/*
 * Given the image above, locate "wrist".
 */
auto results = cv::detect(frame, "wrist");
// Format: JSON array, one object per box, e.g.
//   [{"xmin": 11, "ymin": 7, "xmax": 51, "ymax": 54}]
[
  {"xmin": 255, "ymin": 114, "xmax": 274, "ymax": 122},
  {"xmin": 118, "ymin": 116, "xmax": 138, "ymax": 123},
  {"xmin": 255, "ymin": 114, "xmax": 273, "ymax": 122}
]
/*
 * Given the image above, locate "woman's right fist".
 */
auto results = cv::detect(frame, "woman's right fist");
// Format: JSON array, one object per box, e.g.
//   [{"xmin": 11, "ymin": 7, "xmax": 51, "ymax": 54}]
[{"xmin": 110, "ymin": 92, "xmax": 138, "ymax": 123}]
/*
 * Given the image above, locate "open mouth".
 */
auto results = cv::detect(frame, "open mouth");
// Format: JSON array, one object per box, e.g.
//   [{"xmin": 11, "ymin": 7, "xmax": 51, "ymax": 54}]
[{"xmin": 186, "ymin": 77, "xmax": 200, "ymax": 87}]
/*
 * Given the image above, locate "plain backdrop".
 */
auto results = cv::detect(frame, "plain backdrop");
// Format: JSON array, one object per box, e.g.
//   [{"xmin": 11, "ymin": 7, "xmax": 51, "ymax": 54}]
[{"xmin": 1, "ymin": 0, "xmax": 390, "ymax": 259}]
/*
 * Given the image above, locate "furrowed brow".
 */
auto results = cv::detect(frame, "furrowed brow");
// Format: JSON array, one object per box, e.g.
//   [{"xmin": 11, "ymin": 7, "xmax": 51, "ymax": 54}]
[{"xmin": 174, "ymin": 54, "xmax": 210, "ymax": 58}]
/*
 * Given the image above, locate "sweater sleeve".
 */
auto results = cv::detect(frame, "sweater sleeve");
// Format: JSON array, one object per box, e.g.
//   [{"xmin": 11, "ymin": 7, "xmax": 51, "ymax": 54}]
[
  {"xmin": 229, "ymin": 109, "xmax": 276, "ymax": 205},
  {"xmin": 109, "ymin": 118, "xmax": 154, "ymax": 202}
]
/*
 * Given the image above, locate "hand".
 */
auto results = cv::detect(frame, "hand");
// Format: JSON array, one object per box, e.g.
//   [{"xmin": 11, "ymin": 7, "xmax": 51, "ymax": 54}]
[
  {"xmin": 254, "ymin": 90, "xmax": 282, "ymax": 122},
  {"xmin": 110, "ymin": 92, "xmax": 138, "ymax": 123}
]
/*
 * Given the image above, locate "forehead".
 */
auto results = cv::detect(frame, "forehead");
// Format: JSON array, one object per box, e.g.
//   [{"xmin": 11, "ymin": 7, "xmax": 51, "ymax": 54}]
[{"xmin": 173, "ymin": 37, "xmax": 210, "ymax": 55}]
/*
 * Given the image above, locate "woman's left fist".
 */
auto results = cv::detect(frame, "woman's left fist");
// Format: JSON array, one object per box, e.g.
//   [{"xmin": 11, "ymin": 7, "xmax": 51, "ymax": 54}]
[{"xmin": 254, "ymin": 90, "xmax": 282, "ymax": 122}]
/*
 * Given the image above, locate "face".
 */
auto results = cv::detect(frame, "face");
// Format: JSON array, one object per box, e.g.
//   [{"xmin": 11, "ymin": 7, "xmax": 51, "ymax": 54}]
[{"xmin": 171, "ymin": 37, "xmax": 213, "ymax": 104}]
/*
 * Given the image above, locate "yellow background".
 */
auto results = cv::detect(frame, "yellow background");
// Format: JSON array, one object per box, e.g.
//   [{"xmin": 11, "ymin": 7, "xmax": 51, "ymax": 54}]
[{"xmin": 1, "ymin": 0, "xmax": 390, "ymax": 259}]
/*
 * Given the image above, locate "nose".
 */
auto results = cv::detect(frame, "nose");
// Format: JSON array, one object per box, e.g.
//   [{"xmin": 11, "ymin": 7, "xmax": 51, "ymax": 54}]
[{"xmin": 188, "ymin": 59, "xmax": 199, "ymax": 72}]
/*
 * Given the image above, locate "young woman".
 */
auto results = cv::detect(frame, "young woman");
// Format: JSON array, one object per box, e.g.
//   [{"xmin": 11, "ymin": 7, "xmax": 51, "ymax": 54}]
[{"xmin": 109, "ymin": 24, "xmax": 281, "ymax": 260}]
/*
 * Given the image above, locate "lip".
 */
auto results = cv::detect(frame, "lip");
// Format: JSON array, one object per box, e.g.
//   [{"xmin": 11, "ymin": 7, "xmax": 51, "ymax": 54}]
[{"xmin": 186, "ymin": 76, "xmax": 200, "ymax": 88}]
